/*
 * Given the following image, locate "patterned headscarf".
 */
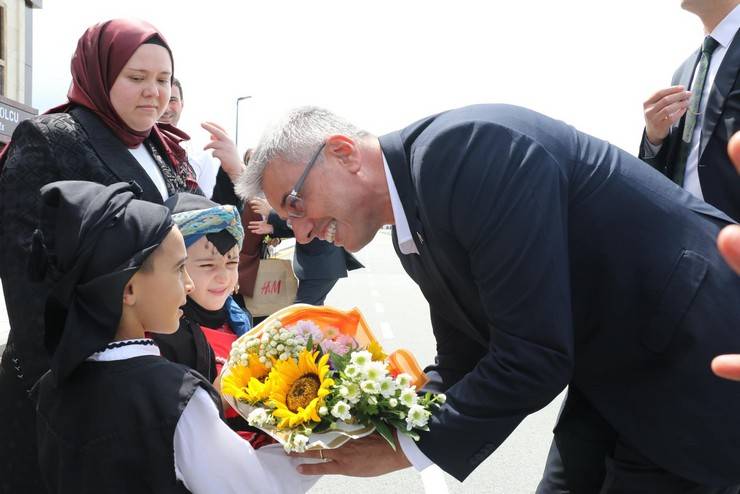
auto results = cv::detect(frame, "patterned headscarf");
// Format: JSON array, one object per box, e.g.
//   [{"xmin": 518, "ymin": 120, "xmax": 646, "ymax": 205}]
[{"xmin": 166, "ymin": 193, "xmax": 244, "ymax": 252}]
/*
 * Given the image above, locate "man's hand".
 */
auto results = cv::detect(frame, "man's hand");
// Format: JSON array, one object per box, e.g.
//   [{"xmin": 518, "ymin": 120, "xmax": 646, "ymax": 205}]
[
  {"xmin": 201, "ymin": 121, "xmax": 245, "ymax": 181},
  {"xmin": 294, "ymin": 432, "xmax": 411, "ymax": 477},
  {"xmin": 643, "ymin": 86, "xmax": 691, "ymax": 145},
  {"xmin": 248, "ymin": 219, "xmax": 274, "ymax": 235},
  {"xmin": 249, "ymin": 197, "xmax": 272, "ymax": 218},
  {"xmin": 712, "ymin": 131, "xmax": 740, "ymax": 381}
]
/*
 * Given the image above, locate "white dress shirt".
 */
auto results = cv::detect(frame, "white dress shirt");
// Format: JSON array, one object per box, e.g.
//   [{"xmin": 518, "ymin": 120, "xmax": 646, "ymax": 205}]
[
  {"xmin": 88, "ymin": 340, "xmax": 319, "ymax": 494},
  {"xmin": 645, "ymin": 5, "xmax": 740, "ymax": 199},
  {"xmin": 381, "ymin": 154, "xmax": 442, "ymax": 472},
  {"xmin": 128, "ymin": 144, "xmax": 169, "ymax": 200},
  {"xmin": 383, "ymin": 154, "xmax": 419, "ymax": 255}
]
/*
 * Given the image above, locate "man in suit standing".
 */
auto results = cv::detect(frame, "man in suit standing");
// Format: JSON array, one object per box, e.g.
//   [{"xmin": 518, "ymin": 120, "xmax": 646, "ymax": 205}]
[
  {"xmin": 247, "ymin": 197, "xmax": 362, "ymax": 305},
  {"xmin": 640, "ymin": 0, "xmax": 740, "ymax": 220},
  {"xmin": 239, "ymin": 105, "xmax": 740, "ymax": 492}
]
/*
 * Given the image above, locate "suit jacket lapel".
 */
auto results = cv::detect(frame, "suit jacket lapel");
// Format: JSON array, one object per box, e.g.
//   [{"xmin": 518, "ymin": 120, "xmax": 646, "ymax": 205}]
[
  {"xmin": 701, "ymin": 29, "xmax": 740, "ymax": 160},
  {"xmin": 379, "ymin": 132, "xmax": 488, "ymax": 347},
  {"xmin": 70, "ymin": 107, "xmax": 164, "ymax": 204}
]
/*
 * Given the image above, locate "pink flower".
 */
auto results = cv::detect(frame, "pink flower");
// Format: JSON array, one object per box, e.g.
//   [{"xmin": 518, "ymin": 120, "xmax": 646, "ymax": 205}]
[{"xmin": 288, "ymin": 320, "xmax": 324, "ymax": 346}]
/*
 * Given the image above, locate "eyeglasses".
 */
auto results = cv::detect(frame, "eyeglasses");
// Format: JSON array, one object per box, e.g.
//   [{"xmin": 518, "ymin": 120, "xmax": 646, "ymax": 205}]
[{"xmin": 284, "ymin": 142, "xmax": 326, "ymax": 220}]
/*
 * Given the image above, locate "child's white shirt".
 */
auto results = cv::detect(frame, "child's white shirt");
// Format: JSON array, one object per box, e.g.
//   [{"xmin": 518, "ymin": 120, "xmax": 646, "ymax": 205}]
[{"xmin": 88, "ymin": 339, "xmax": 319, "ymax": 494}]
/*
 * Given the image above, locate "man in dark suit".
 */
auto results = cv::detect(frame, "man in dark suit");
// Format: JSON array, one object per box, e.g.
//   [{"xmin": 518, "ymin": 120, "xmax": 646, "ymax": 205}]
[
  {"xmin": 247, "ymin": 197, "xmax": 362, "ymax": 305},
  {"xmin": 640, "ymin": 0, "xmax": 740, "ymax": 220},
  {"xmin": 239, "ymin": 105, "xmax": 740, "ymax": 492}
]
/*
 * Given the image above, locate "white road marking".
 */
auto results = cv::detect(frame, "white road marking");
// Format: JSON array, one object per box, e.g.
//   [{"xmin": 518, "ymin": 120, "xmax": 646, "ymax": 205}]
[{"xmin": 421, "ymin": 466, "xmax": 450, "ymax": 494}]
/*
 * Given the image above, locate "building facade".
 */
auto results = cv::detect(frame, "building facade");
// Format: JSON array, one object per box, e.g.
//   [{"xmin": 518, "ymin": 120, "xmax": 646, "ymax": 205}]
[{"xmin": 0, "ymin": 0, "xmax": 41, "ymax": 146}]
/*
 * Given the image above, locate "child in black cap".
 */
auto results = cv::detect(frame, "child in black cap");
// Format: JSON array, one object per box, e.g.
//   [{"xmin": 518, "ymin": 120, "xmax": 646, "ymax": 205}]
[{"xmin": 31, "ymin": 181, "xmax": 317, "ymax": 494}]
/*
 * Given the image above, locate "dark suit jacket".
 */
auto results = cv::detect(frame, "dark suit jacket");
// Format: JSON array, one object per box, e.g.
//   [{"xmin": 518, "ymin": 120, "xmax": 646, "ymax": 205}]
[
  {"xmin": 267, "ymin": 211, "xmax": 363, "ymax": 280},
  {"xmin": 381, "ymin": 104, "xmax": 740, "ymax": 485},
  {"xmin": 639, "ymin": 29, "xmax": 740, "ymax": 221}
]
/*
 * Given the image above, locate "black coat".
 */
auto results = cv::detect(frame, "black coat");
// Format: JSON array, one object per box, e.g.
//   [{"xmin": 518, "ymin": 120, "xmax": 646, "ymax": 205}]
[
  {"xmin": 639, "ymin": 29, "xmax": 740, "ymax": 221},
  {"xmin": 382, "ymin": 104, "xmax": 740, "ymax": 485},
  {"xmin": 0, "ymin": 106, "xmax": 209, "ymax": 492}
]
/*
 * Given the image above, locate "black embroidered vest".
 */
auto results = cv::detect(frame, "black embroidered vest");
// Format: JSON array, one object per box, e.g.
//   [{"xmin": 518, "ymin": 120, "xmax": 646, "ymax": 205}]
[{"xmin": 33, "ymin": 356, "xmax": 221, "ymax": 493}]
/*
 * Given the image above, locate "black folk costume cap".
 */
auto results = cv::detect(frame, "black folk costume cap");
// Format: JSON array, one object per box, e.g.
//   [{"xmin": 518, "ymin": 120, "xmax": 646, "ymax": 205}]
[{"xmin": 29, "ymin": 180, "xmax": 174, "ymax": 384}]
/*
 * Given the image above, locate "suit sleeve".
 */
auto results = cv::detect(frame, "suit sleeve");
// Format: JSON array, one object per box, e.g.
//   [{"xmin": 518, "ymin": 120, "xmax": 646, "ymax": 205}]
[
  {"xmin": 267, "ymin": 211, "xmax": 294, "ymax": 238},
  {"xmin": 637, "ymin": 63, "xmax": 687, "ymax": 174},
  {"xmin": 210, "ymin": 167, "xmax": 241, "ymax": 208},
  {"xmin": 413, "ymin": 122, "xmax": 574, "ymax": 481},
  {"xmin": 638, "ymin": 127, "xmax": 673, "ymax": 174}
]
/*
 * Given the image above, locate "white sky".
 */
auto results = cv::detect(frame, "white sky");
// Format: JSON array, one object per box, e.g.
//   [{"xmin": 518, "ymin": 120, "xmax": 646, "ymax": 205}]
[{"xmin": 32, "ymin": 1, "xmax": 702, "ymax": 156}]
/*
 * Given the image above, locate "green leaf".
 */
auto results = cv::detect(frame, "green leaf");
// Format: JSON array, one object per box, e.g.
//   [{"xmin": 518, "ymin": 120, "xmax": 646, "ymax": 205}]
[
  {"xmin": 329, "ymin": 350, "xmax": 351, "ymax": 373},
  {"xmin": 372, "ymin": 419, "xmax": 396, "ymax": 451}
]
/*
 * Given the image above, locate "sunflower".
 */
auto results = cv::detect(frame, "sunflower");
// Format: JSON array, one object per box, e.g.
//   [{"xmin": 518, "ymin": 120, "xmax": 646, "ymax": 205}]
[
  {"xmin": 269, "ymin": 350, "xmax": 334, "ymax": 429},
  {"xmin": 221, "ymin": 356, "xmax": 271, "ymax": 404}
]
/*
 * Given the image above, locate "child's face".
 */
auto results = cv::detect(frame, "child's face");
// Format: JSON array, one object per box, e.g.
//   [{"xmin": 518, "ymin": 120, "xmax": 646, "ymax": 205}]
[
  {"xmin": 132, "ymin": 227, "xmax": 193, "ymax": 334},
  {"xmin": 185, "ymin": 236, "xmax": 239, "ymax": 311}
]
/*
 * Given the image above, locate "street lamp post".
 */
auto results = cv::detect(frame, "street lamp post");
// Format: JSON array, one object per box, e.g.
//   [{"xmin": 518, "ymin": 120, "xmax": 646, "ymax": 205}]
[{"xmin": 235, "ymin": 95, "xmax": 252, "ymax": 150}]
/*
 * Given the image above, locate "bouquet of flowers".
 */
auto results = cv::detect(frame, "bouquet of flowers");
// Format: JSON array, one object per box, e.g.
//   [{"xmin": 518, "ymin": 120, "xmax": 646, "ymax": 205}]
[{"xmin": 220, "ymin": 304, "xmax": 446, "ymax": 452}]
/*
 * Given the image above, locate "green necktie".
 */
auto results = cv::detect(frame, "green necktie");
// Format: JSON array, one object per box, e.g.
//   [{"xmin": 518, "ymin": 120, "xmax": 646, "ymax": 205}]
[{"xmin": 673, "ymin": 36, "xmax": 719, "ymax": 186}]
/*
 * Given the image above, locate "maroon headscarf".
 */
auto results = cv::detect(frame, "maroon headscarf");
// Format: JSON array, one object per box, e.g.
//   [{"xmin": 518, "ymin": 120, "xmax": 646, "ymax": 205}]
[{"xmin": 1, "ymin": 19, "xmax": 192, "ymax": 179}]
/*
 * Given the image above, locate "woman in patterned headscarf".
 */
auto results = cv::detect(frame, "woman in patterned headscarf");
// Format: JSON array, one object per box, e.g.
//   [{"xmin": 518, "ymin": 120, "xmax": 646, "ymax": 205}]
[{"xmin": 0, "ymin": 19, "xmax": 241, "ymax": 492}]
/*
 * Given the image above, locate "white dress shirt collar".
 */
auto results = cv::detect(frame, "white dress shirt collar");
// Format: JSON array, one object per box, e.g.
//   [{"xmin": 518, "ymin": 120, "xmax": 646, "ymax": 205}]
[
  {"xmin": 710, "ymin": 5, "xmax": 740, "ymax": 48},
  {"xmin": 382, "ymin": 153, "xmax": 419, "ymax": 255}
]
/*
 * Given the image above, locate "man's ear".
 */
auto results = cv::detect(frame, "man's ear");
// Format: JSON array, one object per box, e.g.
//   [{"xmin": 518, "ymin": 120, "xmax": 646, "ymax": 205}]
[
  {"xmin": 325, "ymin": 135, "xmax": 361, "ymax": 173},
  {"xmin": 122, "ymin": 277, "xmax": 137, "ymax": 306}
]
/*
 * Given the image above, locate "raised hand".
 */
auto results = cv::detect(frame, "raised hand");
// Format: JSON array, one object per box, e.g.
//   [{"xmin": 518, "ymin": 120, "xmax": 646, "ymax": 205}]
[
  {"xmin": 643, "ymin": 86, "xmax": 691, "ymax": 145},
  {"xmin": 249, "ymin": 197, "xmax": 272, "ymax": 218},
  {"xmin": 248, "ymin": 219, "xmax": 274, "ymax": 235},
  {"xmin": 201, "ymin": 121, "xmax": 245, "ymax": 181}
]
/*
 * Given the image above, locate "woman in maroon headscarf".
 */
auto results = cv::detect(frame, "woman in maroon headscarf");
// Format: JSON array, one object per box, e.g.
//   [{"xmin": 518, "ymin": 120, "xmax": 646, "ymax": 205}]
[{"xmin": 0, "ymin": 19, "xmax": 239, "ymax": 493}]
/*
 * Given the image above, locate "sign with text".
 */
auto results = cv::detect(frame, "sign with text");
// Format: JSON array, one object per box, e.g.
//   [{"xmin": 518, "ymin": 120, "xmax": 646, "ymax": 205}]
[{"xmin": 0, "ymin": 95, "xmax": 37, "ymax": 143}]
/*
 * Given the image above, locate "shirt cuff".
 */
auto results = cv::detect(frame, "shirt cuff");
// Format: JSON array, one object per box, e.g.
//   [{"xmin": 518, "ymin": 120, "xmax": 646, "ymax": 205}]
[
  {"xmin": 397, "ymin": 430, "xmax": 435, "ymax": 472},
  {"xmin": 641, "ymin": 136, "xmax": 663, "ymax": 158}
]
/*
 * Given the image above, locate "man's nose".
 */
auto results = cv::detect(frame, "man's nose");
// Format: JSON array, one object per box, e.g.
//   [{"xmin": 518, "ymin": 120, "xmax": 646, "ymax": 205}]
[{"xmin": 289, "ymin": 217, "xmax": 316, "ymax": 244}]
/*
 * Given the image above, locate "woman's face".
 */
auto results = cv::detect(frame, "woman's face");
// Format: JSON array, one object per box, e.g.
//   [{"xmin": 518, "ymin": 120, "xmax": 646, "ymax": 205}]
[
  {"xmin": 186, "ymin": 236, "xmax": 240, "ymax": 311},
  {"xmin": 110, "ymin": 43, "xmax": 172, "ymax": 132}
]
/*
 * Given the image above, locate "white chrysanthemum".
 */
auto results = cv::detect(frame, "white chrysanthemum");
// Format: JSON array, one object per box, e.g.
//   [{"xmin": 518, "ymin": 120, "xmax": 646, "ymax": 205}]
[
  {"xmin": 344, "ymin": 364, "xmax": 360, "ymax": 379},
  {"xmin": 247, "ymin": 408, "xmax": 271, "ymax": 427},
  {"xmin": 437, "ymin": 393, "xmax": 447, "ymax": 404},
  {"xmin": 360, "ymin": 380, "xmax": 380, "ymax": 394},
  {"xmin": 331, "ymin": 401, "xmax": 352, "ymax": 421},
  {"xmin": 364, "ymin": 361, "xmax": 387, "ymax": 382},
  {"xmin": 399, "ymin": 388, "xmax": 418, "ymax": 407},
  {"xmin": 368, "ymin": 396, "xmax": 378, "ymax": 406},
  {"xmin": 288, "ymin": 433, "xmax": 310, "ymax": 453},
  {"xmin": 319, "ymin": 406, "xmax": 328, "ymax": 416},
  {"xmin": 405, "ymin": 404, "xmax": 431, "ymax": 430},
  {"xmin": 344, "ymin": 382, "xmax": 361, "ymax": 404},
  {"xmin": 395, "ymin": 373, "xmax": 413, "ymax": 388},
  {"xmin": 350, "ymin": 350, "xmax": 372, "ymax": 368},
  {"xmin": 389, "ymin": 398, "xmax": 398, "ymax": 408},
  {"xmin": 378, "ymin": 378, "xmax": 397, "ymax": 398}
]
